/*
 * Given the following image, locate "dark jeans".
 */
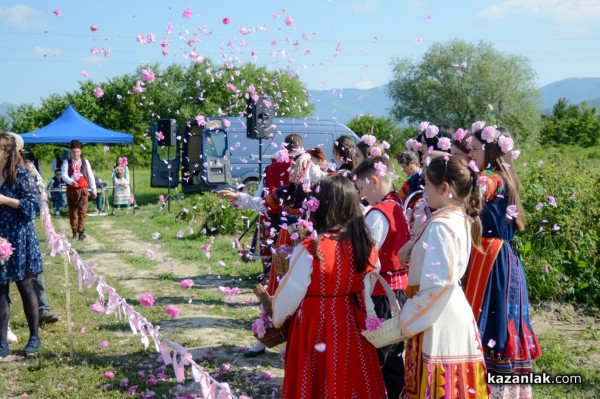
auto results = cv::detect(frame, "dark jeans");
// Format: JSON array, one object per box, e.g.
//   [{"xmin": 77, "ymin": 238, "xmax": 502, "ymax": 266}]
[
  {"xmin": 50, "ymin": 191, "xmax": 66, "ymax": 212},
  {"xmin": 373, "ymin": 290, "xmax": 407, "ymax": 399},
  {"xmin": 96, "ymin": 191, "xmax": 103, "ymax": 211}
]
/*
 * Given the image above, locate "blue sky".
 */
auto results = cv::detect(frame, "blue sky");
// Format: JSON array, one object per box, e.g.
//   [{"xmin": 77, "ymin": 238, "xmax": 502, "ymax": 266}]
[{"xmin": 1, "ymin": 0, "xmax": 599, "ymax": 106}]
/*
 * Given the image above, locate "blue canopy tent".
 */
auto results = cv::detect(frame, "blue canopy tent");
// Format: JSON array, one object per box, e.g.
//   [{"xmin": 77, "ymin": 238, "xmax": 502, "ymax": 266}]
[
  {"xmin": 20, "ymin": 105, "xmax": 133, "ymax": 144},
  {"xmin": 20, "ymin": 105, "xmax": 136, "ymax": 212}
]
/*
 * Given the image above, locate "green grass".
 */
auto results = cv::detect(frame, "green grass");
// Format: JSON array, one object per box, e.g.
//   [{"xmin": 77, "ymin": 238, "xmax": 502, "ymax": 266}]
[{"xmin": 9, "ymin": 156, "xmax": 596, "ymax": 398}]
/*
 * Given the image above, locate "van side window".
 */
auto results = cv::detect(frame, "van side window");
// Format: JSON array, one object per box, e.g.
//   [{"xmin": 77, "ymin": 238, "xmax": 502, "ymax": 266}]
[{"xmin": 205, "ymin": 129, "xmax": 227, "ymax": 157}]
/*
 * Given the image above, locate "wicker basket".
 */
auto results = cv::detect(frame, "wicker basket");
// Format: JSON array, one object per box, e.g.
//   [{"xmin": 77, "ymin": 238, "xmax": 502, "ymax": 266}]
[
  {"xmin": 254, "ymin": 321, "xmax": 289, "ymax": 348},
  {"xmin": 361, "ymin": 272, "xmax": 407, "ymax": 348},
  {"xmin": 272, "ymin": 247, "xmax": 293, "ymax": 276}
]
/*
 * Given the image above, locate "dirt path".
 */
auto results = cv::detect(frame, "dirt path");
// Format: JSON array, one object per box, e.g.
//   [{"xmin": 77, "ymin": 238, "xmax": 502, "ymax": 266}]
[{"xmin": 52, "ymin": 216, "xmax": 285, "ymax": 377}]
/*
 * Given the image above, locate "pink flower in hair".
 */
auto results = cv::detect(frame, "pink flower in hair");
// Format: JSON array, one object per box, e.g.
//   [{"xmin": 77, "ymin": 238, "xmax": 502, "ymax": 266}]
[
  {"xmin": 360, "ymin": 135, "xmax": 376, "ymax": 146},
  {"xmin": 374, "ymin": 161, "xmax": 387, "ymax": 177},
  {"xmin": 425, "ymin": 124, "xmax": 439, "ymax": 138},
  {"xmin": 465, "ymin": 136, "xmax": 474, "ymax": 150},
  {"xmin": 418, "ymin": 121, "xmax": 430, "ymax": 132},
  {"xmin": 437, "ymin": 137, "xmax": 451, "ymax": 151},
  {"xmin": 497, "ymin": 135, "xmax": 514, "ymax": 153},
  {"xmin": 305, "ymin": 197, "xmax": 320, "ymax": 212},
  {"xmin": 369, "ymin": 147, "xmax": 382, "ymax": 157},
  {"xmin": 468, "ymin": 160, "xmax": 480, "ymax": 173},
  {"xmin": 480, "ymin": 126, "xmax": 499, "ymax": 143},
  {"xmin": 454, "ymin": 128, "xmax": 467, "ymax": 141},
  {"xmin": 405, "ymin": 139, "xmax": 417, "ymax": 151},
  {"xmin": 477, "ymin": 176, "xmax": 487, "ymax": 188},
  {"xmin": 471, "ymin": 121, "xmax": 486, "ymax": 132}
]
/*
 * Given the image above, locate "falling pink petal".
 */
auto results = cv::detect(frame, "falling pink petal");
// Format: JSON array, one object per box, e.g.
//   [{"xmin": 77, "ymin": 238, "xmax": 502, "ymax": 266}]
[
  {"xmin": 416, "ymin": 37, "xmax": 423, "ymax": 46},
  {"xmin": 90, "ymin": 24, "xmax": 100, "ymax": 32},
  {"xmin": 424, "ymin": 15, "xmax": 432, "ymax": 20},
  {"xmin": 285, "ymin": 16, "xmax": 294, "ymax": 27},
  {"xmin": 553, "ymin": 224, "xmax": 560, "ymax": 231},
  {"xmin": 544, "ymin": 264, "xmax": 550, "ymax": 273},
  {"xmin": 535, "ymin": 203, "xmax": 543, "ymax": 211},
  {"xmin": 240, "ymin": 27, "xmax": 250, "ymax": 35},
  {"xmin": 314, "ymin": 343, "xmax": 326, "ymax": 352},
  {"xmin": 182, "ymin": 8, "xmax": 192, "ymax": 19},
  {"xmin": 222, "ymin": 17, "xmax": 230, "ymax": 25},
  {"xmin": 487, "ymin": 339, "xmax": 496, "ymax": 348},
  {"xmin": 53, "ymin": 8, "xmax": 61, "ymax": 17},
  {"xmin": 506, "ymin": 204, "xmax": 518, "ymax": 220},
  {"xmin": 99, "ymin": 341, "xmax": 109, "ymax": 349},
  {"xmin": 548, "ymin": 196, "xmax": 557, "ymax": 207},
  {"xmin": 425, "ymin": 273, "xmax": 437, "ymax": 281}
]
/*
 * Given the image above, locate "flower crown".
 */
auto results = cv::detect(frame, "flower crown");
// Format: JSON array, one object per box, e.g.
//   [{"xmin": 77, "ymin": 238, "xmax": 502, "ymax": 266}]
[{"xmin": 470, "ymin": 121, "xmax": 514, "ymax": 154}]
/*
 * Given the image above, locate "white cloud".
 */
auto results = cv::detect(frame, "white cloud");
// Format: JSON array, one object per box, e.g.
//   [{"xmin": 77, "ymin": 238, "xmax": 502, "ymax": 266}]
[
  {"xmin": 33, "ymin": 46, "xmax": 62, "ymax": 57},
  {"xmin": 355, "ymin": 80, "xmax": 378, "ymax": 89},
  {"xmin": 477, "ymin": 0, "xmax": 600, "ymax": 24},
  {"xmin": 0, "ymin": 5, "xmax": 48, "ymax": 30}
]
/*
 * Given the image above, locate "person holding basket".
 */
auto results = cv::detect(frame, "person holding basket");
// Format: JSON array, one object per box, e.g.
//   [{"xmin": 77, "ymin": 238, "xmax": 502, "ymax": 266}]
[
  {"xmin": 396, "ymin": 155, "xmax": 489, "ymax": 398},
  {"xmin": 272, "ymin": 175, "xmax": 386, "ymax": 399},
  {"xmin": 353, "ymin": 156, "xmax": 411, "ymax": 399}
]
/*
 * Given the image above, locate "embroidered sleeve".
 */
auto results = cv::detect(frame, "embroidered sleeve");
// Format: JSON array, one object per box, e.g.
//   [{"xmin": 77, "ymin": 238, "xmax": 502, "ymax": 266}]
[
  {"xmin": 398, "ymin": 222, "xmax": 456, "ymax": 336},
  {"xmin": 481, "ymin": 171, "xmax": 504, "ymax": 202},
  {"xmin": 232, "ymin": 192, "xmax": 266, "ymax": 212},
  {"xmin": 272, "ymin": 245, "xmax": 313, "ymax": 327}
]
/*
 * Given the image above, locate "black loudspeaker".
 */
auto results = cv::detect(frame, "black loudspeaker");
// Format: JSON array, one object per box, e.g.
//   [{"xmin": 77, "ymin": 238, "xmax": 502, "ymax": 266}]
[
  {"xmin": 157, "ymin": 118, "xmax": 177, "ymax": 146},
  {"xmin": 246, "ymin": 96, "xmax": 274, "ymax": 139}
]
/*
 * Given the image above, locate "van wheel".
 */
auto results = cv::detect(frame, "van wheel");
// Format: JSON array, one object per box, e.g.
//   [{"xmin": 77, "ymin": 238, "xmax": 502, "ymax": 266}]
[{"xmin": 241, "ymin": 178, "xmax": 259, "ymax": 194}]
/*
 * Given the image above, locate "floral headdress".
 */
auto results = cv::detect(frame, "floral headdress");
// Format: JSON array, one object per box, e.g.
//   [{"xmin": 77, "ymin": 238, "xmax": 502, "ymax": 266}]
[{"xmin": 470, "ymin": 121, "xmax": 515, "ymax": 155}]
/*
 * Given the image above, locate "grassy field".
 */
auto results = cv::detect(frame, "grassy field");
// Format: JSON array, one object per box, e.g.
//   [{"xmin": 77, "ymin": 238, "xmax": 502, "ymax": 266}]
[{"xmin": 1, "ymin": 165, "xmax": 597, "ymax": 398}]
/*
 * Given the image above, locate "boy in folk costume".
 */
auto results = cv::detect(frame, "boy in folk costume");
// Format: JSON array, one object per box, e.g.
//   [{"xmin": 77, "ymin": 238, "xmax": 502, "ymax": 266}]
[
  {"xmin": 61, "ymin": 140, "xmax": 96, "ymax": 241},
  {"xmin": 353, "ymin": 156, "xmax": 411, "ymax": 399}
]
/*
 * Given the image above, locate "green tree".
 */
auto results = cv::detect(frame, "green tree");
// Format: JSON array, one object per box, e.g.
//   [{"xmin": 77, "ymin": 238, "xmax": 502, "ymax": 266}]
[
  {"xmin": 387, "ymin": 40, "xmax": 542, "ymax": 143},
  {"xmin": 5, "ymin": 60, "xmax": 314, "ymax": 165},
  {"xmin": 540, "ymin": 98, "xmax": 600, "ymax": 147},
  {"xmin": 346, "ymin": 114, "xmax": 414, "ymax": 157}
]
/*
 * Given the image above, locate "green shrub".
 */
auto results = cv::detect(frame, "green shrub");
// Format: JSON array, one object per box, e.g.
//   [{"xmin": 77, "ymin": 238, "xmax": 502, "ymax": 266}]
[
  {"xmin": 516, "ymin": 147, "xmax": 600, "ymax": 305},
  {"xmin": 175, "ymin": 193, "xmax": 255, "ymax": 236}
]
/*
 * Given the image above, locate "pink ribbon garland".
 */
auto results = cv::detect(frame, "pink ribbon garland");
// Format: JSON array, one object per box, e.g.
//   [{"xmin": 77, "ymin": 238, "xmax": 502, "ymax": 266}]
[{"xmin": 38, "ymin": 195, "xmax": 241, "ymax": 399}]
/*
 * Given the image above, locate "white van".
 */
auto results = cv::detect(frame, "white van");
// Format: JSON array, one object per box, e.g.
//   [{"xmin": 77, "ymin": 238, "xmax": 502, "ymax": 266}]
[{"xmin": 225, "ymin": 117, "xmax": 359, "ymax": 190}]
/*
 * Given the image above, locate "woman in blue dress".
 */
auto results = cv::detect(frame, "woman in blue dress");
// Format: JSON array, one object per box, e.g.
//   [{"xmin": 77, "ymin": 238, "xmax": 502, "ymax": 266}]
[
  {"xmin": 464, "ymin": 125, "xmax": 541, "ymax": 399},
  {"xmin": 0, "ymin": 132, "xmax": 44, "ymax": 357}
]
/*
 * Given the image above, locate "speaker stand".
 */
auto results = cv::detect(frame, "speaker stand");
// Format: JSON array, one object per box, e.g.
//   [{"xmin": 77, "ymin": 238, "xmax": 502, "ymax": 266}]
[{"xmin": 162, "ymin": 145, "xmax": 182, "ymax": 212}]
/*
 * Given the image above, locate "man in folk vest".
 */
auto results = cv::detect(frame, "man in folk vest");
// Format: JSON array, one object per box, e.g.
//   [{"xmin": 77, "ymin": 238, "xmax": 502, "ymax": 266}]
[{"xmin": 61, "ymin": 140, "xmax": 97, "ymax": 240}]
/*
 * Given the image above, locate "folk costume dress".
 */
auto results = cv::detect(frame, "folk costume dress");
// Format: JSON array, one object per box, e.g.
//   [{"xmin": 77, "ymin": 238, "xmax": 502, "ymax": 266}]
[
  {"xmin": 399, "ymin": 206, "xmax": 489, "ymax": 399},
  {"xmin": 112, "ymin": 175, "xmax": 133, "ymax": 209},
  {"xmin": 463, "ymin": 173, "xmax": 541, "ymax": 399},
  {"xmin": 365, "ymin": 191, "xmax": 411, "ymax": 399},
  {"xmin": 0, "ymin": 166, "xmax": 43, "ymax": 285},
  {"xmin": 272, "ymin": 235, "xmax": 386, "ymax": 399}
]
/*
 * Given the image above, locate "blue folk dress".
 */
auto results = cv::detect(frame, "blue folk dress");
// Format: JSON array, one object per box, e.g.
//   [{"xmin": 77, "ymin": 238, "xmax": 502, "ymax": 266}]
[
  {"xmin": 0, "ymin": 165, "xmax": 43, "ymax": 284},
  {"xmin": 464, "ymin": 172, "xmax": 541, "ymax": 375}
]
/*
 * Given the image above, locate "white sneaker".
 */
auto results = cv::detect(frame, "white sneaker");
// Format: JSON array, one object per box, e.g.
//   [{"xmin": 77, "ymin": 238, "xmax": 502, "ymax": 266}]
[{"xmin": 7, "ymin": 326, "xmax": 18, "ymax": 343}]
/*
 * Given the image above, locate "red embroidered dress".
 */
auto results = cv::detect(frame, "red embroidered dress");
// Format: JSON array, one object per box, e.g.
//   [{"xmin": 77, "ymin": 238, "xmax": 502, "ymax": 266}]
[{"xmin": 273, "ymin": 236, "xmax": 386, "ymax": 399}]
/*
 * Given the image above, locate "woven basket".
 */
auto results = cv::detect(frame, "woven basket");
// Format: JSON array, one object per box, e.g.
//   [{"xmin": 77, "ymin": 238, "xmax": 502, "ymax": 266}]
[
  {"xmin": 254, "ymin": 321, "xmax": 289, "ymax": 348},
  {"xmin": 272, "ymin": 247, "xmax": 293, "ymax": 275},
  {"xmin": 361, "ymin": 272, "xmax": 406, "ymax": 348}
]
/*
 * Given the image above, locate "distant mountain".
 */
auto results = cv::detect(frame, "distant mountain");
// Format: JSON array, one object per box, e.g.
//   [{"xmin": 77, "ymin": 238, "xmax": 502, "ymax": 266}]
[
  {"xmin": 539, "ymin": 77, "xmax": 600, "ymax": 109},
  {"xmin": 309, "ymin": 85, "xmax": 393, "ymax": 124}
]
